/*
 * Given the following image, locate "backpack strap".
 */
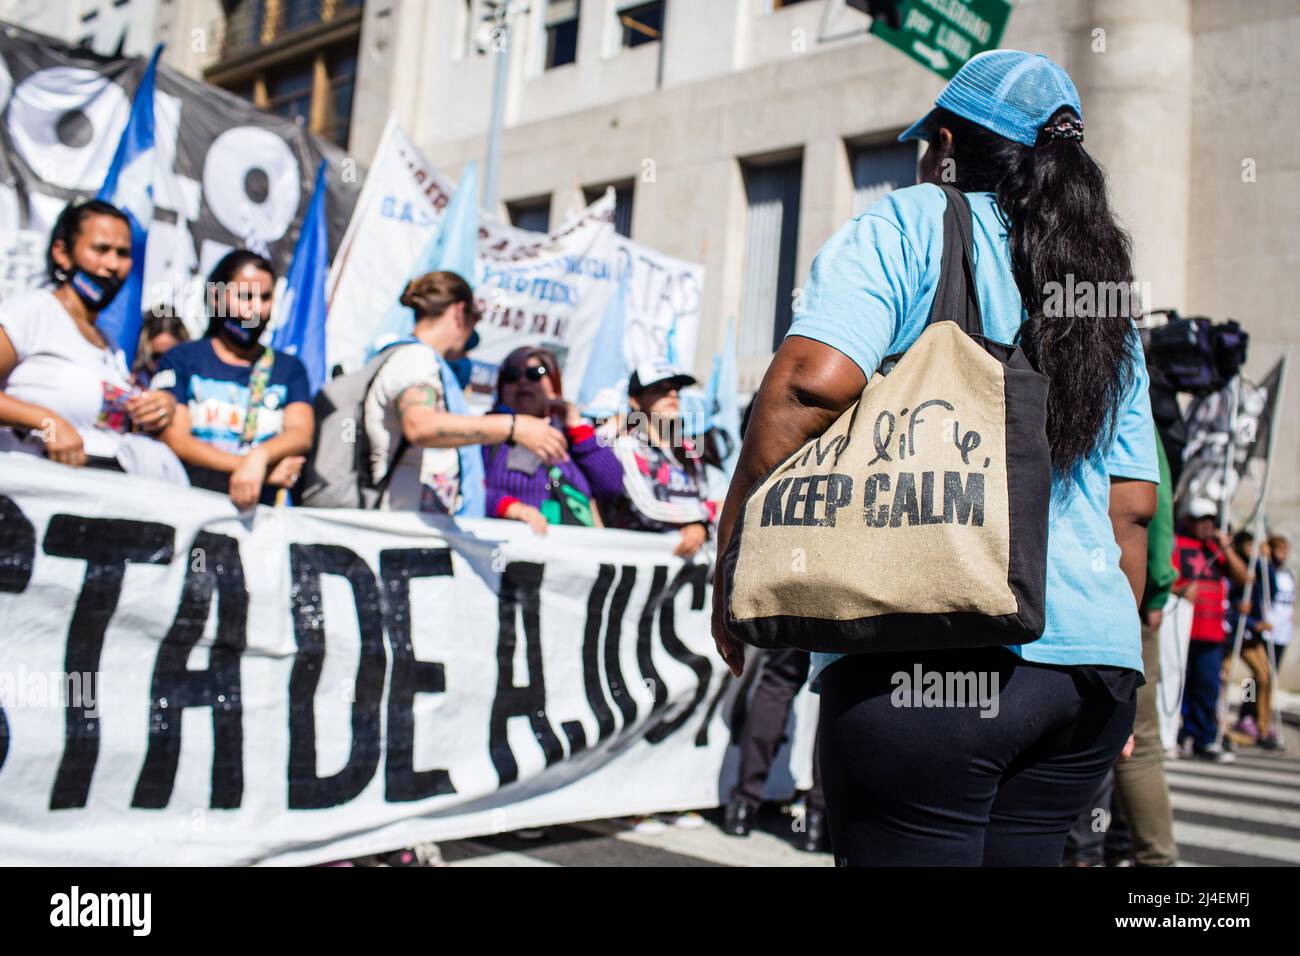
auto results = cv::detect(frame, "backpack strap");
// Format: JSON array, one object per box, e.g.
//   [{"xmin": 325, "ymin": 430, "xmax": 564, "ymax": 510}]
[
  {"xmin": 357, "ymin": 345, "xmax": 412, "ymax": 508},
  {"xmin": 874, "ymin": 184, "xmax": 983, "ymax": 375}
]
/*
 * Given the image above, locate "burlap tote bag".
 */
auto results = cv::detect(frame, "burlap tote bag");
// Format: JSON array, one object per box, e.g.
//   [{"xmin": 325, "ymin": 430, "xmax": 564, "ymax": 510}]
[{"xmin": 723, "ymin": 185, "xmax": 1051, "ymax": 654}]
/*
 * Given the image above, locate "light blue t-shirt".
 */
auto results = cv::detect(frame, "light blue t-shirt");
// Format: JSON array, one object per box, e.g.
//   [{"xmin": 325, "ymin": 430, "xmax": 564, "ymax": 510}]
[{"xmin": 788, "ymin": 184, "xmax": 1160, "ymax": 685}]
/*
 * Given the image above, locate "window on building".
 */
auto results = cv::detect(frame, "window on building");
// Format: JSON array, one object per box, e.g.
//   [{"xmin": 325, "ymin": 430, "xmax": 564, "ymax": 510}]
[
  {"xmin": 850, "ymin": 140, "xmax": 918, "ymax": 216},
  {"xmin": 739, "ymin": 157, "xmax": 803, "ymax": 357},
  {"xmin": 315, "ymin": 49, "xmax": 356, "ymax": 148},
  {"xmin": 619, "ymin": 1, "xmax": 664, "ymax": 48},
  {"xmin": 545, "ymin": 0, "xmax": 580, "ymax": 69},
  {"xmin": 584, "ymin": 181, "xmax": 635, "ymax": 238},
  {"xmin": 266, "ymin": 63, "xmax": 314, "ymax": 127},
  {"xmin": 508, "ymin": 196, "xmax": 552, "ymax": 233}
]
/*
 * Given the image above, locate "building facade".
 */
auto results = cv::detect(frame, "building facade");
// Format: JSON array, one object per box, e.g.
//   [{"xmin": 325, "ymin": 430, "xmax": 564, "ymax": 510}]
[{"xmin": 6, "ymin": 0, "xmax": 1298, "ymax": 523}]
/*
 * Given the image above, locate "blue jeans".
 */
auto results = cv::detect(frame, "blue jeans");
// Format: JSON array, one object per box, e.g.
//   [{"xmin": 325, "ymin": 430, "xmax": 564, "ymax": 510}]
[{"xmin": 1180, "ymin": 640, "xmax": 1225, "ymax": 749}]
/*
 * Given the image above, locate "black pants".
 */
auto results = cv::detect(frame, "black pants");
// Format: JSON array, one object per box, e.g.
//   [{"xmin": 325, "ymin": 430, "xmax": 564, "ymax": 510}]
[
  {"xmin": 818, "ymin": 646, "xmax": 1136, "ymax": 867},
  {"xmin": 733, "ymin": 648, "xmax": 824, "ymax": 814}
]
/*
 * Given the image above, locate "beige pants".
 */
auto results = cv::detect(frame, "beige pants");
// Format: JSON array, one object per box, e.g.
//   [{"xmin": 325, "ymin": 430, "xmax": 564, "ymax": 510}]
[{"xmin": 1113, "ymin": 623, "xmax": 1179, "ymax": 866}]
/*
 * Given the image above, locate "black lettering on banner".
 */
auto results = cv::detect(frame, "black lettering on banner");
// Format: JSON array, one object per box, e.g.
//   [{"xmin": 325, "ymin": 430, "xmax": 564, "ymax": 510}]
[
  {"xmin": 636, "ymin": 566, "xmax": 669, "ymax": 719},
  {"xmin": 920, "ymin": 471, "xmax": 945, "ymax": 525},
  {"xmin": 490, "ymin": 562, "xmax": 564, "ymax": 787},
  {"xmin": 604, "ymin": 566, "xmax": 639, "ymax": 727},
  {"xmin": 287, "ymin": 544, "xmax": 387, "ymax": 810},
  {"xmin": 869, "ymin": 410, "xmax": 896, "ymax": 465},
  {"xmin": 863, "ymin": 473, "xmax": 891, "ymax": 528},
  {"xmin": 43, "ymin": 515, "xmax": 174, "ymax": 810},
  {"xmin": 761, "ymin": 477, "xmax": 793, "ymax": 527},
  {"xmin": 0, "ymin": 494, "xmax": 34, "ymax": 774},
  {"xmin": 695, "ymin": 668, "xmax": 733, "ymax": 748},
  {"xmin": 379, "ymin": 548, "xmax": 456, "ymax": 803},
  {"xmin": 580, "ymin": 564, "xmax": 618, "ymax": 744},
  {"xmin": 132, "ymin": 531, "xmax": 247, "ymax": 810},
  {"xmin": 944, "ymin": 471, "xmax": 985, "ymax": 526},
  {"xmin": 0, "ymin": 494, "xmax": 35, "ymax": 593},
  {"xmin": 889, "ymin": 472, "xmax": 920, "ymax": 527},
  {"xmin": 645, "ymin": 564, "xmax": 713, "ymax": 745}
]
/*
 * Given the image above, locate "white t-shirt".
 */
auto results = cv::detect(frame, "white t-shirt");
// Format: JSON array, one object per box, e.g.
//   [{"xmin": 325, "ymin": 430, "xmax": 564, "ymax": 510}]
[
  {"xmin": 1268, "ymin": 566, "xmax": 1294, "ymax": 646},
  {"xmin": 362, "ymin": 342, "xmax": 460, "ymax": 513},
  {"xmin": 0, "ymin": 289, "xmax": 134, "ymax": 459}
]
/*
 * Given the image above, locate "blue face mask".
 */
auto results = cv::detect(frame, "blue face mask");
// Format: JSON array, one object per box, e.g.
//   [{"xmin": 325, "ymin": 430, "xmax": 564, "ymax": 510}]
[
  {"xmin": 221, "ymin": 317, "xmax": 265, "ymax": 348},
  {"xmin": 68, "ymin": 267, "xmax": 125, "ymax": 312}
]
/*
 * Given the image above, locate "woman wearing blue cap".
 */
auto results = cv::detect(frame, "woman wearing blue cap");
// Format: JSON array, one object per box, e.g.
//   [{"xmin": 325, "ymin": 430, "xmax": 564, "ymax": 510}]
[{"xmin": 712, "ymin": 51, "xmax": 1160, "ymax": 866}]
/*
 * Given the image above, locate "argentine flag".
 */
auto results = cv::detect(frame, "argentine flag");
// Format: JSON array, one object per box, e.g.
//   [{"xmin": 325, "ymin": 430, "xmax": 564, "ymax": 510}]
[
  {"xmin": 271, "ymin": 161, "xmax": 329, "ymax": 393},
  {"xmin": 97, "ymin": 44, "xmax": 162, "ymax": 369}
]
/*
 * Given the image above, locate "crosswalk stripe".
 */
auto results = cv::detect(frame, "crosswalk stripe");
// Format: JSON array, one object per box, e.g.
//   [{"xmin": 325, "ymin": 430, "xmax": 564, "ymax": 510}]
[
  {"xmin": 1172, "ymin": 820, "xmax": 1300, "ymax": 864},
  {"xmin": 575, "ymin": 818, "xmax": 834, "ymax": 868},
  {"xmin": 1163, "ymin": 760, "xmax": 1300, "ymax": 787},
  {"xmin": 1163, "ymin": 771, "xmax": 1300, "ymax": 804},
  {"xmin": 443, "ymin": 842, "xmax": 561, "ymax": 867},
  {"xmin": 1169, "ymin": 791, "xmax": 1300, "ymax": 829}
]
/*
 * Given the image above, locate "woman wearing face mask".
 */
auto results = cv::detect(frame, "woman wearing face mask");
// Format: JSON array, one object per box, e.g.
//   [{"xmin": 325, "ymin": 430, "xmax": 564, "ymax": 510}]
[
  {"xmin": 0, "ymin": 199, "xmax": 184, "ymax": 481},
  {"xmin": 484, "ymin": 347, "xmax": 625, "ymax": 534},
  {"xmin": 155, "ymin": 250, "xmax": 313, "ymax": 510},
  {"xmin": 132, "ymin": 308, "xmax": 190, "ymax": 388}
]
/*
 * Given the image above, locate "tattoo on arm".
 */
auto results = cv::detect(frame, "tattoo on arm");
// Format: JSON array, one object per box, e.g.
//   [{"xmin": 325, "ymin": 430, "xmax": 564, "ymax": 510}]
[
  {"xmin": 398, "ymin": 386, "xmax": 440, "ymax": 414},
  {"xmin": 431, "ymin": 426, "xmax": 490, "ymax": 442}
]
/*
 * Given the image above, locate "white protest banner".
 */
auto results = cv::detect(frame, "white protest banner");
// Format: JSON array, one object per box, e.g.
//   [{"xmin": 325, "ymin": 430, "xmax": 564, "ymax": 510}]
[
  {"xmin": 0, "ymin": 453, "xmax": 752, "ymax": 866},
  {"xmin": 325, "ymin": 118, "xmax": 704, "ymax": 382}
]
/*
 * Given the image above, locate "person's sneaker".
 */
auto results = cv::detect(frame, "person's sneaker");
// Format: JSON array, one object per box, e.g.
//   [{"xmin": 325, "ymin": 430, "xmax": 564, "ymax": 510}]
[
  {"xmin": 514, "ymin": 828, "xmax": 547, "ymax": 841},
  {"xmin": 626, "ymin": 816, "xmax": 668, "ymax": 835},
  {"xmin": 723, "ymin": 799, "xmax": 755, "ymax": 837},
  {"xmin": 1177, "ymin": 737, "xmax": 1195, "ymax": 759},
  {"xmin": 1192, "ymin": 743, "xmax": 1236, "ymax": 763},
  {"xmin": 674, "ymin": 811, "xmax": 706, "ymax": 830},
  {"xmin": 1234, "ymin": 716, "xmax": 1260, "ymax": 740},
  {"xmin": 1258, "ymin": 734, "xmax": 1283, "ymax": 751}
]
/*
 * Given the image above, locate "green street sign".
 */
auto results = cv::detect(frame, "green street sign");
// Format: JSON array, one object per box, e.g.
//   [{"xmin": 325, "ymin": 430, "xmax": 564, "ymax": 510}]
[{"xmin": 870, "ymin": 0, "xmax": 1013, "ymax": 80}]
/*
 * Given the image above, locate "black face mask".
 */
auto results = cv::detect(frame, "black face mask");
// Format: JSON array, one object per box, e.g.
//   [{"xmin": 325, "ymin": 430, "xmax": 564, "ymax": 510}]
[
  {"xmin": 221, "ymin": 317, "xmax": 267, "ymax": 348},
  {"xmin": 68, "ymin": 267, "xmax": 125, "ymax": 312}
]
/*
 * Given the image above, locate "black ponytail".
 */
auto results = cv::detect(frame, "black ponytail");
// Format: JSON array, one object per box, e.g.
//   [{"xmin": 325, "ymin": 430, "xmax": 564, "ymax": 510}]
[{"xmin": 930, "ymin": 107, "xmax": 1137, "ymax": 474}]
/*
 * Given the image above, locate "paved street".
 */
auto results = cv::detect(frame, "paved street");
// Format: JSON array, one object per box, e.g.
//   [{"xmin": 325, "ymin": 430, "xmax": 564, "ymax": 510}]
[{"xmin": 442, "ymin": 739, "xmax": 1300, "ymax": 867}]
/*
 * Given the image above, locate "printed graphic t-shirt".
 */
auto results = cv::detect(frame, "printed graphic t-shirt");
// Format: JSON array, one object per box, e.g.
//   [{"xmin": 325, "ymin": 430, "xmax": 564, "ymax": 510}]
[
  {"xmin": 0, "ymin": 289, "xmax": 135, "ymax": 459},
  {"xmin": 155, "ymin": 338, "xmax": 310, "ymax": 497},
  {"xmin": 1172, "ymin": 534, "xmax": 1230, "ymax": 643},
  {"xmin": 787, "ymin": 184, "xmax": 1159, "ymax": 684}
]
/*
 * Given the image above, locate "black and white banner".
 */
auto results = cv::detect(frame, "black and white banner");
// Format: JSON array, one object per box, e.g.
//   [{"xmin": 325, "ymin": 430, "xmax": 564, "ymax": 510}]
[
  {"xmin": 0, "ymin": 25, "xmax": 358, "ymax": 312},
  {"xmin": 0, "ymin": 454, "xmax": 772, "ymax": 866}
]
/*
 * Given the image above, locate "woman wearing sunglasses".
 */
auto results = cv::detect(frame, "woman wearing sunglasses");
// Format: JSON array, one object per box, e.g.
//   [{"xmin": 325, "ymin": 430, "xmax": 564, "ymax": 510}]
[{"xmin": 484, "ymin": 346, "xmax": 624, "ymax": 534}]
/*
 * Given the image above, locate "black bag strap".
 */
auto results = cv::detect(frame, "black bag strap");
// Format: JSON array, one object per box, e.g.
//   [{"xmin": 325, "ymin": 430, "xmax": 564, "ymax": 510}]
[
  {"xmin": 927, "ymin": 184, "xmax": 983, "ymax": 338},
  {"xmin": 875, "ymin": 185, "xmax": 983, "ymax": 374}
]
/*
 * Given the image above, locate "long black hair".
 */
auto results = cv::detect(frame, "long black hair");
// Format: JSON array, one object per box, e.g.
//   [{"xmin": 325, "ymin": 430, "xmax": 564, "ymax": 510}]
[
  {"xmin": 928, "ymin": 106, "xmax": 1137, "ymax": 473},
  {"xmin": 203, "ymin": 249, "xmax": 277, "ymax": 339},
  {"xmin": 45, "ymin": 199, "xmax": 131, "ymax": 285}
]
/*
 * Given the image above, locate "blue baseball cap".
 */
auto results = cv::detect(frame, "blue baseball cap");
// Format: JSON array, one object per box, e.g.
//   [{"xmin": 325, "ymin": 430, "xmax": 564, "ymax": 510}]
[{"xmin": 898, "ymin": 50, "xmax": 1083, "ymax": 148}]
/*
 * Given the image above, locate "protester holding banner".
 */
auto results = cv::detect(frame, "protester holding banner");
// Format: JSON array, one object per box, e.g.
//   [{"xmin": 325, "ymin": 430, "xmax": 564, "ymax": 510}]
[
  {"xmin": 1174, "ymin": 500, "xmax": 1250, "ymax": 762},
  {"xmin": 713, "ymin": 51, "xmax": 1161, "ymax": 866},
  {"xmin": 484, "ymin": 346, "xmax": 624, "ymax": 532},
  {"xmin": 0, "ymin": 199, "xmax": 186, "ymax": 482},
  {"xmin": 602, "ymin": 359, "xmax": 716, "ymax": 558},
  {"xmin": 154, "ymin": 250, "xmax": 313, "ymax": 510},
  {"xmin": 132, "ymin": 308, "xmax": 190, "ymax": 388},
  {"xmin": 363, "ymin": 271, "xmax": 568, "ymax": 515}
]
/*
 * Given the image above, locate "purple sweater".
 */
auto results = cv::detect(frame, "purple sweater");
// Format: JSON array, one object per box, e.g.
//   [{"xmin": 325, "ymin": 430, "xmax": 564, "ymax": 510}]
[{"xmin": 483, "ymin": 420, "xmax": 625, "ymax": 519}]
